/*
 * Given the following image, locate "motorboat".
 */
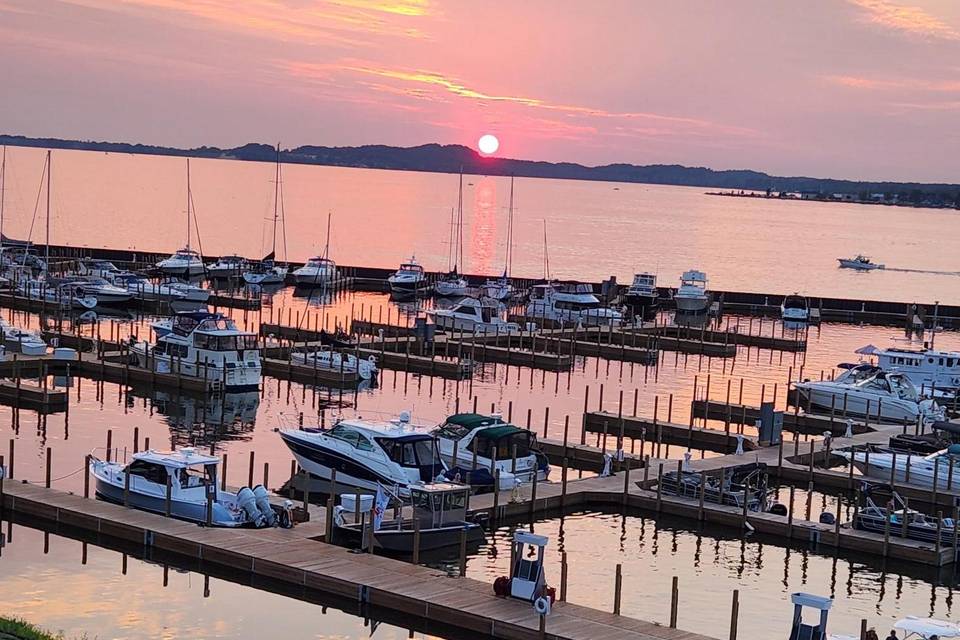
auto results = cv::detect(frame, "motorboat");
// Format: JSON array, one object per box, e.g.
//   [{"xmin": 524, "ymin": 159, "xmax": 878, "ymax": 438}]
[
  {"xmin": 525, "ymin": 282, "xmax": 623, "ymax": 326},
  {"xmin": 150, "ymin": 317, "xmax": 173, "ymax": 338},
  {"xmin": 332, "ymin": 482, "xmax": 484, "ymax": 554},
  {"xmin": 293, "ymin": 256, "xmax": 337, "ymax": 285},
  {"xmin": 108, "ymin": 272, "xmax": 187, "ymax": 302},
  {"xmin": 387, "ymin": 256, "xmax": 426, "ymax": 295},
  {"xmin": 130, "ymin": 311, "xmax": 261, "ymax": 391},
  {"xmin": 158, "ymin": 277, "xmax": 211, "ymax": 303},
  {"xmin": 290, "ymin": 349, "xmax": 378, "ymax": 380},
  {"xmin": 653, "ymin": 462, "xmax": 774, "ymax": 511},
  {"xmin": 793, "ymin": 364, "xmax": 944, "ymax": 423},
  {"xmin": 58, "ymin": 276, "xmax": 133, "ymax": 305},
  {"xmin": 480, "ymin": 274, "xmax": 513, "ymax": 301},
  {"xmin": 89, "ymin": 448, "xmax": 288, "ymax": 528},
  {"xmin": 242, "ymin": 258, "xmax": 288, "ymax": 285},
  {"xmin": 838, "ymin": 254, "xmax": 884, "ymax": 270},
  {"xmin": 781, "ymin": 293, "xmax": 810, "ymax": 322},
  {"xmin": 1, "ymin": 246, "xmax": 46, "ymax": 272},
  {"xmin": 853, "ymin": 483, "xmax": 958, "ymax": 546},
  {"xmin": 205, "ymin": 255, "xmax": 248, "ymax": 278},
  {"xmin": 674, "ymin": 270, "xmax": 710, "ymax": 314},
  {"xmin": 433, "ymin": 270, "xmax": 469, "ymax": 297},
  {"xmin": 319, "ymin": 328, "xmax": 357, "ymax": 349},
  {"xmin": 864, "ymin": 344, "xmax": 960, "ymax": 396},
  {"xmin": 828, "ymin": 616, "xmax": 960, "ymax": 640},
  {"xmin": 429, "ymin": 297, "xmax": 520, "ymax": 334},
  {"xmin": 157, "ymin": 248, "xmax": 205, "ymax": 276},
  {"xmin": 835, "ymin": 445, "xmax": 960, "ymax": 490},
  {"xmin": 432, "ymin": 413, "xmax": 549, "ymax": 488},
  {"xmin": 77, "ymin": 259, "xmax": 121, "ymax": 279},
  {"xmin": 278, "ymin": 412, "xmax": 447, "ymax": 497},
  {"xmin": 0, "ymin": 321, "xmax": 47, "ymax": 356},
  {"xmin": 17, "ymin": 279, "xmax": 98, "ymax": 310},
  {"xmin": 622, "ymin": 273, "xmax": 658, "ymax": 320}
]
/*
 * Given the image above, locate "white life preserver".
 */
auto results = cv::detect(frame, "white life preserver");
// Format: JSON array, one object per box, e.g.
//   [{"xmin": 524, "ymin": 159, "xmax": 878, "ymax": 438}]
[{"xmin": 534, "ymin": 596, "xmax": 551, "ymax": 616}]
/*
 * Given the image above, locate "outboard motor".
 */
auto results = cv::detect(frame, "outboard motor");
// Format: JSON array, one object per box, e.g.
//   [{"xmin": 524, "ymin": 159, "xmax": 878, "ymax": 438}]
[
  {"xmin": 237, "ymin": 487, "xmax": 263, "ymax": 526},
  {"xmin": 253, "ymin": 485, "xmax": 277, "ymax": 527}
]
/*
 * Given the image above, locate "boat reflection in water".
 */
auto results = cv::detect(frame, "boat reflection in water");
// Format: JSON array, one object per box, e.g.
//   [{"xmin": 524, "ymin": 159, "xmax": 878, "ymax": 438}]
[{"xmin": 126, "ymin": 387, "xmax": 259, "ymax": 447}]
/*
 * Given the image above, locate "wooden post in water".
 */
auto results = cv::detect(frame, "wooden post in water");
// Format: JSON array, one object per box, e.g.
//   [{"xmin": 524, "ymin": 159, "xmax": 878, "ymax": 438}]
[
  {"xmin": 83, "ymin": 454, "xmax": 91, "ymax": 498},
  {"xmin": 45, "ymin": 447, "xmax": 52, "ymax": 488},
  {"xmin": 247, "ymin": 451, "xmax": 255, "ymax": 488},
  {"xmin": 412, "ymin": 517, "xmax": 421, "ymax": 565},
  {"xmin": 458, "ymin": 527, "xmax": 468, "ymax": 576},
  {"xmin": 165, "ymin": 475, "xmax": 173, "ymax": 517},
  {"xmin": 613, "ymin": 563, "xmax": 622, "ymax": 615},
  {"xmin": 669, "ymin": 576, "xmax": 679, "ymax": 628},
  {"xmin": 221, "ymin": 454, "xmax": 228, "ymax": 491},
  {"xmin": 728, "ymin": 590, "xmax": 739, "ymax": 640},
  {"xmin": 560, "ymin": 551, "xmax": 568, "ymax": 602}
]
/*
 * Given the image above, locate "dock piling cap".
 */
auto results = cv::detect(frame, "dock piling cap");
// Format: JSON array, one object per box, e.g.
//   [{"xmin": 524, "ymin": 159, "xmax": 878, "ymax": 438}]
[
  {"xmin": 514, "ymin": 529, "xmax": 549, "ymax": 547},
  {"xmin": 790, "ymin": 592, "xmax": 832, "ymax": 610}
]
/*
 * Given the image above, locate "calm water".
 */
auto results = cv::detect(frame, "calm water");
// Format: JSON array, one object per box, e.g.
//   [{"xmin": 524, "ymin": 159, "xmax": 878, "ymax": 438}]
[{"xmin": 1, "ymin": 146, "xmax": 959, "ymax": 303}]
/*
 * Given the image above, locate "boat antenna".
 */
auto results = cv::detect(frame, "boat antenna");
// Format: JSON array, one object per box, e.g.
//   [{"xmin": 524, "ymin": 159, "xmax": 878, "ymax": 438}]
[
  {"xmin": 542, "ymin": 218, "xmax": 550, "ymax": 280},
  {"xmin": 45, "ymin": 149, "xmax": 50, "ymax": 271}
]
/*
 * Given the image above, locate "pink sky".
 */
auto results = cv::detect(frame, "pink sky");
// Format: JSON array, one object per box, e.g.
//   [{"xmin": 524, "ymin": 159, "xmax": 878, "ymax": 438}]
[{"xmin": 2, "ymin": 0, "xmax": 959, "ymax": 182}]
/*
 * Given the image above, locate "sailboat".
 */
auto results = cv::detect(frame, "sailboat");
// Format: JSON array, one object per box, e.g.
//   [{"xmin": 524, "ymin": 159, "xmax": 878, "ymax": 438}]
[
  {"xmin": 480, "ymin": 175, "xmax": 516, "ymax": 301},
  {"xmin": 293, "ymin": 212, "xmax": 337, "ymax": 285},
  {"xmin": 244, "ymin": 144, "xmax": 289, "ymax": 286},
  {"xmin": 434, "ymin": 170, "xmax": 469, "ymax": 297},
  {"xmin": 157, "ymin": 160, "xmax": 206, "ymax": 277}
]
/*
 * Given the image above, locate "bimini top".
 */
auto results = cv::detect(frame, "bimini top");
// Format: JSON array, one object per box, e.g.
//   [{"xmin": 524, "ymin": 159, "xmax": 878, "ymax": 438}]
[
  {"xmin": 444, "ymin": 413, "xmax": 505, "ymax": 430},
  {"xmin": 131, "ymin": 448, "xmax": 219, "ymax": 469}
]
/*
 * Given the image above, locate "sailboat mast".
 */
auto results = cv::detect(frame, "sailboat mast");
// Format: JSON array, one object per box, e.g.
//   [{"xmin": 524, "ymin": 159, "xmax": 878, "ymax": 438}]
[
  {"xmin": 272, "ymin": 143, "xmax": 280, "ymax": 257},
  {"xmin": 323, "ymin": 211, "xmax": 332, "ymax": 259},
  {"xmin": 0, "ymin": 145, "xmax": 6, "ymax": 246},
  {"xmin": 186, "ymin": 159, "xmax": 192, "ymax": 252},
  {"xmin": 45, "ymin": 150, "xmax": 51, "ymax": 269},
  {"xmin": 542, "ymin": 219, "xmax": 550, "ymax": 280},
  {"xmin": 506, "ymin": 175, "xmax": 514, "ymax": 278},
  {"xmin": 456, "ymin": 168, "xmax": 464, "ymax": 272}
]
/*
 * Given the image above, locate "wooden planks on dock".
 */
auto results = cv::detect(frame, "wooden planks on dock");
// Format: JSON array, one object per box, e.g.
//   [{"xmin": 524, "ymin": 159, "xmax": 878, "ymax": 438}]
[{"xmin": 583, "ymin": 411, "xmax": 756, "ymax": 454}]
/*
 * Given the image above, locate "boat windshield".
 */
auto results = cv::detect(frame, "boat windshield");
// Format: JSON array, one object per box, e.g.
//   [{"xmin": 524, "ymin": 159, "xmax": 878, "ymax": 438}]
[
  {"xmin": 178, "ymin": 464, "xmax": 215, "ymax": 489},
  {"xmin": 194, "ymin": 334, "xmax": 258, "ymax": 350},
  {"xmin": 378, "ymin": 437, "xmax": 438, "ymax": 467},
  {"xmin": 327, "ymin": 424, "xmax": 375, "ymax": 451},
  {"xmin": 399, "ymin": 264, "xmax": 423, "ymax": 274},
  {"xmin": 174, "ymin": 249, "xmax": 200, "ymax": 259},
  {"xmin": 198, "ymin": 318, "xmax": 238, "ymax": 332}
]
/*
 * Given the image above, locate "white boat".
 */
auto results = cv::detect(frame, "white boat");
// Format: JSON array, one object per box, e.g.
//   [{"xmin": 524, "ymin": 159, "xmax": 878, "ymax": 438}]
[
  {"xmin": 835, "ymin": 445, "xmax": 960, "ymax": 491},
  {"xmin": 893, "ymin": 616, "xmax": 960, "ymax": 639},
  {"xmin": 429, "ymin": 297, "xmax": 520, "ymax": 334},
  {"xmin": 793, "ymin": 364, "xmax": 944, "ymax": 423},
  {"xmin": 59, "ymin": 276, "xmax": 133, "ymax": 305},
  {"xmin": 781, "ymin": 293, "xmax": 809, "ymax": 322},
  {"xmin": 623, "ymin": 272, "xmax": 658, "ymax": 320},
  {"xmin": 18, "ymin": 279, "xmax": 98, "ymax": 310},
  {"xmin": 205, "ymin": 255, "xmax": 248, "ymax": 278},
  {"xmin": 388, "ymin": 256, "xmax": 426, "ymax": 295},
  {"xmin": 108, "ymin": 272, "xmax": 187, "ymax": 302},
  {"xmin": 293, "ymin": 256, "xmax": 337, "ymax": 285},
  {"xmin": 130, "ymin": 311, "xmax": 261, "ymax": 391},
  {"xmin": 838, "ymin": 254, "xmax": 884, "ymax": 270},
  {"xmin": 244, "ymin": 145, "xmax": 289, "ymax": 286},
  {"xmin": 864, "ymin": 344, "xmax": 960, "ymax": 396},
  {"xmin": 675, "ymin": 270, "xmax": 710, "ymax": 314},
  {"xmin": 291, "ymin": 349, "xmax": 378, "ymax": 380},
  {"xmin": 157, "ymin": 247, "xmax": 205, "ymax": 276},
  {"xmin": 150, "ymin": 317, "xmax": 173, "ymax": 338},
  {"xmin": 525, "ymin": 282, "xmax": 623, "ymax": 326},
  {"xmin": 434, "ymin": 271, "xmax": 469, "ymax": 297},
  {"xmin": 480, "ymin": 274, "xmax": 513, "ymax": 301},
  {"xmin": 432, "ymin": 413, "xmax": 549, "ymax": 487},
  {"xmin": 279, "ymin": 413, "xmax": 447, "ymax": 497},
  {"xmin": 0, "ymin": 321, "xmax": 47, "ymax": 356},
  {"xmin": 243, "ymin": 260, "xmax": 288, "ymax": 285},
  {"xmin": 90, "ymin": 448, "xmax": 288, "ymax": 528},
  {"xmin": 77, "ymin": 259, "xmax": 121, "ymax": 279},
  {"xmin": 159, "ymin": 277, "xmax": 211, "ymax": 302}
]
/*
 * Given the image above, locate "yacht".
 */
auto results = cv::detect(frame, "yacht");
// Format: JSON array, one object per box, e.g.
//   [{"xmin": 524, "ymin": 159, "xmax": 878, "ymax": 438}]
[
  {"xmin": 622, "ymin": 273, "xmax": 659, "ymax": 320},
  {"xmin": 278, "ymin": 413, "xmax": 447, "ymax": 497},
  {"xmin": 157, "ymin": 248, "xmax": 205, "ymax": 277},
  {"xmin": 838, "ymin": 254, "xmax": 884, "ymax": 270},
  {"xmin": 525, "ymin": 282, "xmax": 623, "ymax": 326},
  {"xmin": 90, "ymin": 448, "xmax": 287, "ymax": 528},
  {"xmin": 781, "ymin": 293, "xmax": 810, "ymax": 322},
  {"xmin": 206, "ymin": 255, "xmax": 248, "ymax": 278},
  {"xmin": 243, "ymin": 258, "xmax": 288, "ymax": 285},
  {"xmin": 479, "ymin": 274, "xmax": 513, "ymax": 301},
  {"xmin": 429, "ymin": 297, "xmax": 520, "ymax": 334},
  {"xmin": 18, "ymin": 279, "xmax": 97, "ymax": 310},
  {"xmin": 433, "ymin": 270, "xmax": 469, "ymax": 297},
  {"xmin": 291, "ymin": 349, "xmax": 378, "ymax": 380},
  {"xmin": 674, "ymin": 270, "xmax": 710, "ymax": 314},
  {"xmin": 870, "ymin": 345, "xmax": 960, "ymax": 396},
  {"xmin": 77, "ymin": 259, "xmax": 121, "ymax": 279},
  {"xmin": 387, "ymin": 257, "xmax": 426, "ymax": 295},
  {"xmin": 58, "ymin": 276, "xmax": 133, "ymax": 305},
  {"xmin": 1, "ymin": 321, "xmax": 47, "ymax": 356},
  {"xmin": 293, "ymin": 256, "xmax": 337, "ymax": 286},
  {"xmin": 836, "ymin": 445, "xmax": 960, "ymax": 490},
  {"xmin": 108, "ymin": 272, "xmax": 187, "ymax": 302},
  {"xmin": 159, "ymin": 277, "xmax": 211, "ymax": 303},
  {"xmin": 792, "ymin": 364, "xmax": 944, "ymax": 423},
  {"xmin": 432, "ymin": 413, "xmax": 549, "ymax": 488},
  {"xmin": 130, "ymin": 311, "xmax": 261, "ymax": 391}
]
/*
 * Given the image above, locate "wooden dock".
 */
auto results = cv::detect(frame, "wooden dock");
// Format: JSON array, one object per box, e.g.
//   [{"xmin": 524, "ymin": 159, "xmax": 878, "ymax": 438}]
[
  {"xmin": 583, "ymin": 411, "xmax": 756, "ymax": 454},
  {"xmin": 1, "ymin": 480, "xmax": 716, "ymax": 640},
  {"xmin": 690, "ymin": 399, "xmax": 875, "ymax": 436}
]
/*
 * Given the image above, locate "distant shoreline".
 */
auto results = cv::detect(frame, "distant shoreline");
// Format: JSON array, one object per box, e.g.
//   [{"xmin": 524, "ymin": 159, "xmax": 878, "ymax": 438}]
[
  {"xmin": 2, "ymin": 133, "xmax": 959, "ymax": 203},
  {"xmin": 706, "ymin": 190, "xmax": 959, "ymax": 212}
]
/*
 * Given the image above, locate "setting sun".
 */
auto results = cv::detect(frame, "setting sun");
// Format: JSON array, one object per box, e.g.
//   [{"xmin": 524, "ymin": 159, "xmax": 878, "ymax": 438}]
[{"xmin": 478, "ymin": 133, "xmax": 499, "ymax": 155}]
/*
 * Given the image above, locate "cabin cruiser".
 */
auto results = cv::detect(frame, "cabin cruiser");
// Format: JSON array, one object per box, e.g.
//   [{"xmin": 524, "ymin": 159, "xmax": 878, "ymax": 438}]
[
  {"xmin": 479, "ymin": 274, "xmax": 513, "ymax": 301},
  {"xmin": 158, "ymin": 277, "xmax": 211, "ymax": 303},
  {"xmin": 89, "ymin": 448, "xmax": 288, "ymax": 528},
  {"xmin": 433, "ymin": 270, "xmax": 469, "ymax": 297},
  {"xmin": 242, "ymin": 259, "xmax": 288, "ymax": 285},
  {"xmin": 838, "ymin": 254, "xmax": 883, "ymax": 270},
  {"xmin": 108, "ymin": 272, "xmax": 187, "ymax": 302},
  {"xmin": 0, "ymin": 247, "xmax": 47, "ymax": 272},
  {"xmin": 653, "ymin": 462, "xmax": 774, "ymax": 511},
  {"xmin": 157, "ymin": 248, "xmax": 205, "ymax": 276},
  {"xmin": 863, "ymin": 344, "xmax": 960, "ymax": 396},
  {"xmin": 291, "ymin": 349, "xmax": 378, "ymax": 380},
  {"xmin": 332, "ymin": 482, "xmax": 484, "ymax": 553},
  {"xmin": 278, "ymin": 413, "xmax": 446, "ymax": 497},
  {"xmin": 526, "ymin": 282, "xmax": 623, "ymax": 326},
  {"xmin": 130, "ymin": 311, "xmax": 261, "ymax": 391},
  {"xmin": 432, "ymin": 413, "xmax": 549, "ymax": 488},
  {"xmin": 77, "ymin": 259, "xmax": 121, "ymax": 279},
  {"xmin": 17, "ymin": 279, "xmax": 97, "ymax": 310},
  {"xmin": 0, "ymin": 320, "xmax": 47, "ymax": 356},
  {"xmin": 674, "ymin": 270, "xmax": 710, "ymax": 314},
  {"xmin": 206, "ymin": 255, "xmax": 248, "ymax": 278},
  {"xmin": 387, "ymin": 257, "xmax": 426, "ymax": 295},
  {"xmin": 293, "ymin": 256, "xmax": 337, "ymax": 285},
  {"xmin": 829, "ymin": 616, "xmax": 960, "ymax": 640},
  {"xmin": 429, "ymin": 297, "xmax": 521, "ymax": 334},
  {"xmin": 835, "ymin": 445, "xmax": 960, "ymax": 491},
  {"xmin": 853, "ymin": 483, "xmax": 959, "ymax": 545},
  {"xmin": 781, "ymin": 293, "xmax": 810, "ymax": 322},
  {"xmin": 793, "ymin": 364, "xmax": 944, "ymax": 423},
  {"xmin": 58, "ymin": 276, "xmax": 133, "ymax": 305},
  {"xmin": 622, "ymin": 273, "xmax": 658, "ymax": 320}
]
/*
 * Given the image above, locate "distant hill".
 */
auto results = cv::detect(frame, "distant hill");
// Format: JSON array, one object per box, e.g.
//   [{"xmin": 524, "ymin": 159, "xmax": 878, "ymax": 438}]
[{"xmin": 2, "ymin": 134, "xmax": 958, "ymax": 204}]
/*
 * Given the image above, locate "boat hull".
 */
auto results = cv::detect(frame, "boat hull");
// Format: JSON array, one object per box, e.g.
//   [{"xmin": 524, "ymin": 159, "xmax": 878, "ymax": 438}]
[
  {"xmin": 840, "ymin": 451, "xmax": 959, "ymax": 489},
  {"xmin": 623, "ymin": 293, "xmax": 658, "ymax": 319},
  {"xmin": 93, "ymin": 477, "xmax": 241, "ymax": 526},
  {"xmin": 675, "ymin": 295, "xmax": 709, "ymax": 314},
  {"xmin": 333, "ymin": 520, "xmax": 485, "ymax": 553},
  {"xmin": 794, "ymin": 384, "xmax": 920, "ymax": 422}
]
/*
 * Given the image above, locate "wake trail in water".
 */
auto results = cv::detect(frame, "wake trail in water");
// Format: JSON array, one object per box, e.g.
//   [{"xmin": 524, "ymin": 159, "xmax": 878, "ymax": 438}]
[{"xmin": 880, "ymin": 266, "xmax": 960, "ymax": 276}]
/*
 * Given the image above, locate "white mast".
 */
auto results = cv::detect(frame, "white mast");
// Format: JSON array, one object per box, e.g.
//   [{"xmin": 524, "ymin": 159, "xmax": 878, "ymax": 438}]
[
  {"xmin": 323, "ymin": 211, "xmax": 332, "ymax": 260},
  {"xmin": 0, "ymin": 145, "xmax": 6, "ymax": 246},
  {"xmin": 186, "ymin": 158, "xmax": 192, "ymax": 252},
  {"xmin": 456, "ymin": 167, "xmax": 463, "ymax": 273},
  {"xmin": 45, "ymin": 150, "xmax": 51, "ymax": 270},
  {"xmin": 505, "ymin": 175, "xmax": 515, "ymax": 278},
  {"xmin": 542, "ymin": 219, "xmax": 550, "ymax": 280}
]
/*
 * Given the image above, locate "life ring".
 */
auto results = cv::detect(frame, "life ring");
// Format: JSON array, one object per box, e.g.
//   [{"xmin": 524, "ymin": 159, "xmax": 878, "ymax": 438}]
[
  {"xmin": 368, "ymin": 355, "xmax": 377, "ymax": 363},
  {"xmin": 534, "ymin": 596, "xmax": 551, "ymax": 615}
]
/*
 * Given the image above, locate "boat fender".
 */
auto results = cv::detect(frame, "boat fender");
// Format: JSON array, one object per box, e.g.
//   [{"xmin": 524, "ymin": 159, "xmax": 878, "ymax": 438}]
[
  {"xmin": 534, "ymin": 596, "xmax": 551, "ymax": 616},
  {"xmin": 493, "ymin": 575, "xmax": 511, "ymax": 597},
  {"xmin": 237, "ymin": 487, "xmax": 262, "ymax": 525},
  {"xmin": 252, "ymin": 485, "xmax": 277, "ymax": 527},
  {"xmin": 819, "ymin": 512, "xmax": 836, "ymax": 525},
  {"xmin": 368, "ymin": 355, "xmax": 377, "ymax": 363},
  {"xmin": 768, "ymin": 502, "xmax": 788, "ymax": 516}
]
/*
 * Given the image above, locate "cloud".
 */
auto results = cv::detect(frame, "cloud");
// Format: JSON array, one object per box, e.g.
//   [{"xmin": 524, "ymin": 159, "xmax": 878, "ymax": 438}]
[
  {"xmin": 823, "ymin": 74, "xmax": 960, "ymax": 91},
  {"xmin": 847, "ymin": 0, "xmax": 960, "ymax": 40}
]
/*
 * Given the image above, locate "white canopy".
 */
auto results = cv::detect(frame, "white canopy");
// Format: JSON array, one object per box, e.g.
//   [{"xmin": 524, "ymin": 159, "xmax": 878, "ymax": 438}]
[{"xmin": 895, "ymin": 616, "xmax": 960, "ymax": 638}]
